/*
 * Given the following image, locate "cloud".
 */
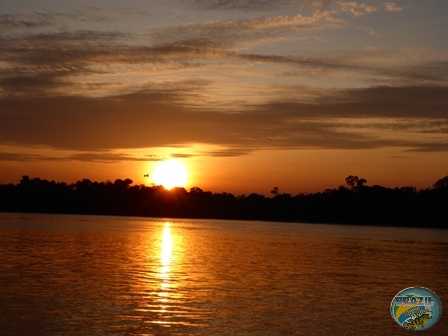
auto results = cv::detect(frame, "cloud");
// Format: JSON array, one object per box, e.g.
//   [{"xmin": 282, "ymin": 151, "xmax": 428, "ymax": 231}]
[
  {"xmin": 171, "ymin": 153, "xmax": 195, "ymax": 158},
  {"xmin": 66, "ymin": 153, "xmax": 161, "ymax": 163},
  {"xmin": 179, "ymin": 0, "xmax": 404, "ymax": 15},
  {"xmin": 382, "ymin": 2, "xmax": 404, "ymax": 12},
  {"xmin": 201, "ymin": 148, "xmax": 253, "ymax": 157},
  {"xmin": 0, "ymin": 11, "xmax": 111, "ymax": 33},
  {"xmin": 0, "ymin": 152, "xmax": 47, "ymax": 162},
  {"xmin": 0, "ymin": 85, "xmax": 446, "ymax": 153},
  {"xmin": 151, "ymin": 10, "xmax": 344, "ymax": 48},
  {"xmin": 178, "ymin": 0, "xmax": 308, "ymax": 10},
  {"xmin": 337, "ymin": 2, "xmax": 378, "ymax": 16},
  {"xmin": 0, "ymin": 149, "xmax": 250, "ymax": 163},
  {"xmin": 0, "ymin": 14, "xmax": 52, "ymax": 29},
  {"xmin": 330, "ymin": 1, "xmax": 404, "ymax": 17},
  {"xmin": 0, "ymin": 151, "xmax": 165, "ymax": 163},
  {"xmin": 1, "ymin": 5, "xmax": 428, "ymax": 100},
  {"xmin": 3, "ymin": 26, "xmax": 444, "ymax": 100},
  {"xmin": 0, "ymin": 3, "xmax": 444, "ymax": 157},
  {"xmin": 406, "ymin": 144, "xmax": 448, "ymax": 152}
]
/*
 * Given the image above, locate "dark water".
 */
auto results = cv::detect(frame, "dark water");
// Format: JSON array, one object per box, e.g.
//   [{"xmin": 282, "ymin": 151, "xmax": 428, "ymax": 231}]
[{"xmin": 0, "ymin": 213, "xmax": 447, "ymax": 335}]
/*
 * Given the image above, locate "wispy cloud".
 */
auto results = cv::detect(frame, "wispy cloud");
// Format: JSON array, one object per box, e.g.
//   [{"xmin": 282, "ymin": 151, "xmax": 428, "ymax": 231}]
[
  {"xmin": 150, "ymin": 10, "xmax": 345, "ymax": 54},
  {"xmin": 200, "ymin": 148, "xmax": 253, "ymax": 157},
  {"xmin": 337, "ymin": 1, "xmax": 404, "ymax": 17},
  {"xmin": 0, "ymin": 85, "xmax": 446, "ymax": 153},
  {"xmin": 171, "ymin": 153, "xmax": 195, "ymax": 158},
  {"xmin": 0, "ymin": 13, "xmax": 52, "ymax": 29},
  {"xmin": 178, "ymin": 0, "xmax": 307, "ymax": 11},
  {"xmin": 0, "ymin": 152, "xmax": 47, "ymax": 162},
  {"xmin": 0, "ymin": 151, "xmax": 165, "ymax": 163},
  {"xmin": 1, "ymin": 24, "xmax": 444, "ymax": 101},
  {"xmin": 0, "ymin": 11, "xmax": 111, "ymax": 33},
  {"xmin": 0, "ymin": 1, "xmax": 444, "ymax": 158},
  {"xmin": 67, "ymin": 153, "xmax": 161, "ymax": 163},
  {"xmin": 180, "ymin": 0, "xmax": 405, "ymax": 15}
]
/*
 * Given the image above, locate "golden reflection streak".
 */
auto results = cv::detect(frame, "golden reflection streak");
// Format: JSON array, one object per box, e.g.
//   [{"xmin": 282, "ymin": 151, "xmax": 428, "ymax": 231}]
[
  {"xmin": 160, "ymin": 222, "xmax": 172, "ymax": 274},
  {"xmin": 158, "ymin": 222, "xmax": 172, "ymax": 313}
]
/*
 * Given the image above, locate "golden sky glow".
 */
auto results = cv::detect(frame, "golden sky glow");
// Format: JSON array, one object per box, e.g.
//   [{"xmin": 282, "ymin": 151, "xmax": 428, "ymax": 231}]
[{"xmin": 0, "ymin": 0, "xmax": 447, "ymax": 194}]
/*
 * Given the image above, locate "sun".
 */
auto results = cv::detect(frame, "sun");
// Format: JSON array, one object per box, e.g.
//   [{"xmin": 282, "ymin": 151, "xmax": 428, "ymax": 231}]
[{"xmin": 152, "ymin": 159, "xmax": 188, "ymax": 190}]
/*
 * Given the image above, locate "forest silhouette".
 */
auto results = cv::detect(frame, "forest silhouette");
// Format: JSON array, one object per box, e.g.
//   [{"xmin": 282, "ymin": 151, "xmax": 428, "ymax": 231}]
[{"xmin": 0, "ymin": 175, "xmax": 447, "ymax": 228}]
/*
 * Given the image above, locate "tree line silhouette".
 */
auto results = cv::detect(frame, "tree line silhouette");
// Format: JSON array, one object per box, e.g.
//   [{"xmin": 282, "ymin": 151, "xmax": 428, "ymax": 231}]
[{"xmin": 0, "ymin": 175, "xmax": 447, "ymax": 228}]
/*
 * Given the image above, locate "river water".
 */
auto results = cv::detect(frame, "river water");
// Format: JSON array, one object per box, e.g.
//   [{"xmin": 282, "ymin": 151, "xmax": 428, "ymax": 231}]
[{"xmin": 0, "ymin": 213, "xmax": 447, "ymax": 335}]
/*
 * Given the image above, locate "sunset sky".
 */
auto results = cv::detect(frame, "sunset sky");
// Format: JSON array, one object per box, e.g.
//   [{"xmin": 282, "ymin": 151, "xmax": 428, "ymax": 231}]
[{"xmin": 0, "ymin": 0, "xmax": 447, "ymax": 195}]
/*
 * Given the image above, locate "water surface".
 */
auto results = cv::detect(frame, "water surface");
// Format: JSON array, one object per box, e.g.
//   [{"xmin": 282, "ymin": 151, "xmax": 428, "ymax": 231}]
[{"xmin": 0, "ymin": 213, "xmax": 447, "ymax": 335}]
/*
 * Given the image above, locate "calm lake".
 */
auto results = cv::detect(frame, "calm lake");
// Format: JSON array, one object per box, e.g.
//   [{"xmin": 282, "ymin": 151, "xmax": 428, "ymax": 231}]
[{"xmin": 0, "ymin": 213, "xmax": 447, "ymax": 335}]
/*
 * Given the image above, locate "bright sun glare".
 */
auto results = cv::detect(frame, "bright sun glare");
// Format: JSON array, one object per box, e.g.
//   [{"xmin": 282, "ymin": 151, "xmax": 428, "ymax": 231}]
[{"xmin": 152, "ymin": 159, "xmax": 187, "ymax": 190}]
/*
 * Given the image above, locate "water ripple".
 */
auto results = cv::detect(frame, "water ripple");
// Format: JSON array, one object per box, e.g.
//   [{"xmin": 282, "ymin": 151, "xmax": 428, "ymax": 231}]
[{"xmin": 0, "ymin": 214, "xmax": 448, "ymax": 335}]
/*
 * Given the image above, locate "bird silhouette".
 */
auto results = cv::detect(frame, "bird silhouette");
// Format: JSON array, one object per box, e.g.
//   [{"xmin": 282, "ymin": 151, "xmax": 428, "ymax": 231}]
[{"xmin": 143, "ymin": 174, "xmax": 149, "ymax": 177}]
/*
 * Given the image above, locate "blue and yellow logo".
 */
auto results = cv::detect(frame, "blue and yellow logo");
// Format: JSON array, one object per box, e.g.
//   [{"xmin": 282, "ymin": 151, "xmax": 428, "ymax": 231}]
[{"xmin": 391, "ymin": 286, "xmax": 443, "ymax": 331}]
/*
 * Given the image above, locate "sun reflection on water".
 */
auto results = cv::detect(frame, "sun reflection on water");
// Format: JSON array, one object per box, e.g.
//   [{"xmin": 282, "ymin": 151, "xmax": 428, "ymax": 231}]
[
  {"xmin": 160, "ymin": 222, "xmax": 172, "ymax": 276},
  {"xmin": 157, "ymin": 222, "xmax": 173, "ymax": 317},
  {"xmin": 142, "ymin": 221, "xmax": 203, "ymax": 329}
]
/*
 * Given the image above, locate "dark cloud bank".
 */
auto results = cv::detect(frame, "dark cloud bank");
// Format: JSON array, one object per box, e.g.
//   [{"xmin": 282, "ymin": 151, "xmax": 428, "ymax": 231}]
[{"xmin": 0, "ymin": 85, "xmax": 447, "ymax": 156}]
